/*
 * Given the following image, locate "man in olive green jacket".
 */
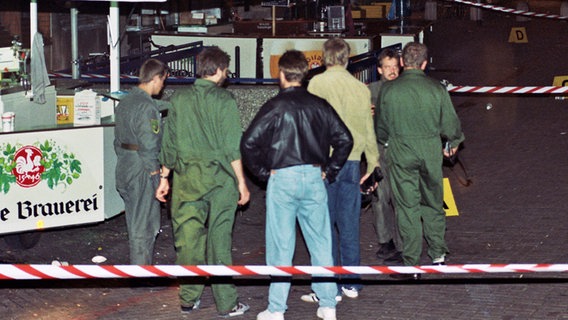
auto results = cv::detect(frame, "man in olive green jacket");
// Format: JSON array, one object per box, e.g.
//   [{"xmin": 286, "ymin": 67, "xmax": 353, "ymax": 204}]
[
  {"xmin": 156, "ymin": 47, "xmax": 250, "ymax": 317},
  {"xmin": 375, "ymin": 42, "xmax": 465, "ymax": 268},
  {"xmin": 308, "ymin": 38, "xmax": 379, "ymax": 299},
  {"xmin": 114, "ymin": 58, "xmax": 167, "ymax": 265}
]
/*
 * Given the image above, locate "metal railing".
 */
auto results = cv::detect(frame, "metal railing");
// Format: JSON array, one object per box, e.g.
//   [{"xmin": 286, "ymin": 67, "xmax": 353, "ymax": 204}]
[
  {"xmin": 75, "ymin": 40, "xmax": 204, "ymax": 77},
  {"xmin": 54, "ymin": 43, "xmax": 401, "ymax": 86}
]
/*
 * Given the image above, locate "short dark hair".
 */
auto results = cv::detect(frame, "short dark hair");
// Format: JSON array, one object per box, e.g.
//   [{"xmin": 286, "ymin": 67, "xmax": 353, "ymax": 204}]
[
  {"xmin": 139, "ymin": 58, "xmax": 167, "ymax": 83},
  {"xmin": 197, "ymin": 46, "xmax": 230, "ymax": 77},
  {"xmin": 402, "ymin": 42, "xmax": 428, "ymax": 68},
  {"xmin": 377, "ymin": 48, "xmax": 399, "ymax": 67},
  {"xmin": 278, "ymin": 50, "xmax": 308, "ymax": 83},
  {"xmin": 322, "ymin": 38, "xmax": 350, "ymax": 67}
]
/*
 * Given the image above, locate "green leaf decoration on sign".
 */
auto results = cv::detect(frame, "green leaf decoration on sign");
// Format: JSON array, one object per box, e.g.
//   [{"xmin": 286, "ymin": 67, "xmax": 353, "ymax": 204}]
[
  {"xmin": 0, "ymin": 140, "xmax": 83, "ymax": 193},
  {"xmin": 0, "ymin": 143, "xmax": 16, "ymax": 194}
]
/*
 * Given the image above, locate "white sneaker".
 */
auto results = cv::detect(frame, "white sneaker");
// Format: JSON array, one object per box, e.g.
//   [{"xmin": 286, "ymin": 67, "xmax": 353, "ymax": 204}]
[
  {"xmin": 432, "ymin": 254, "xmax": 446, "ymax": 265},
  {"xmin": 257, "ymin": 309, "xmax": 284, "ymax": 320},
  {"xmin": 300, "ymin": 292, "xmax": 342, "ymax": 303},
  {"xmin": 341, "ymin": 286, "xmax": 359, "ymax": 299},
  {"xmin": 221, "ymin": 302, "xmax": 250, "ymax": 318},
  {"xmin": 316, "ymin": 307, "xmax": 337, "ymax": 320}
]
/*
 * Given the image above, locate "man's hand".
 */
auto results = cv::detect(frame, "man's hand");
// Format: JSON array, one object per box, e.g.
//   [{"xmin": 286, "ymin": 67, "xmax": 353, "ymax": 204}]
[
  {"xmin": 443, "ymin": 146, "xmax": 458, "ymax": 158},
  {"xmin": 231, "ymin": 159, "xmax": 250, "ymax": 206},
  {"xmin": 237, "ymin": 182, "xmax": 250, "ymax": 206},
  {"xmin": 360, "ymin": 172, "xmax": 378, "ymax": 194},
  {"xmin": 360, "ymin": 172, "xmax": 371, "ymax": 185},
  {"xmin": 155, "ymin": 179, "xmax": 170, "ymax": 202}
]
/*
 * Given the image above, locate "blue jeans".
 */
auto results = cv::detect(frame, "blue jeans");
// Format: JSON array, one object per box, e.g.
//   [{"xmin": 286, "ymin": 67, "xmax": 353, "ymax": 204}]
[
  {"xmin": 326, "ymin": 160, "xmax": 362, "ymax": 291},
  {"xmin": 265, "ymin": 165, "xmax": 337, "ymax": 313}
]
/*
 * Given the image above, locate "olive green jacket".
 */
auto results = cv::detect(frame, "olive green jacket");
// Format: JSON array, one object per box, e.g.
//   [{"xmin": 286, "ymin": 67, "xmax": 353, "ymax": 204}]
[
  {"xmin": 375, "ymin": 69, "xmax": 465, "ymax": 151},
  {"xmin": 159, "ymin": 79, "xmax": 242, "ymax": 201},
  {"xmin": 308, "ymin": 66, "xmax": 380, "ymax": 174},
  {"xmin": 114, "ymin": 86, "xmax": 163, "ymax": 174}
]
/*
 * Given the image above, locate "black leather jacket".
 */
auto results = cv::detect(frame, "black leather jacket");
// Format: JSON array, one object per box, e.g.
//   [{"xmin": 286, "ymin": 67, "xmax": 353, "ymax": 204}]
[{"xmin": 241, "ymin": 86, "xmax": 353, "ymax": 182}]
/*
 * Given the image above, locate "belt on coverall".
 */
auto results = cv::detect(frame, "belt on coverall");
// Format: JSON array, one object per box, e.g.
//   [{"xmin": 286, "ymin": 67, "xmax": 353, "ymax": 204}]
[{"xmin": 120, "ymin": 143, "xmax": 139, "ymax": 151}]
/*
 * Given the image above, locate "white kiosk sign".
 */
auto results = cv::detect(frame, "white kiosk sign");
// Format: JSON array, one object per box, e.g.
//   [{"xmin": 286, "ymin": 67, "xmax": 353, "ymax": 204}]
[{"xmin": 0, "ymin": 127, "xmax": 105, "ymax": 234}]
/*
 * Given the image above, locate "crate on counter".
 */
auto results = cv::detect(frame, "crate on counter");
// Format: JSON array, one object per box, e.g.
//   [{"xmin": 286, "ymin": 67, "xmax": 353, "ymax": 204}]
[
  {"xmin": 351, "ymin": 9, "xmax": 367, "ymax": 19},
  {"xmin": 360, "ymin": 3, "xmax": 391, "ymax": 18}
]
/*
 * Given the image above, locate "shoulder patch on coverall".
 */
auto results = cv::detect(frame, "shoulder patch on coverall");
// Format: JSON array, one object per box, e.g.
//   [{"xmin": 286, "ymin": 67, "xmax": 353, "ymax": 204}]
[{"xmin": 150, "ymin": 119, "xmax": 160, "ymax": 134}]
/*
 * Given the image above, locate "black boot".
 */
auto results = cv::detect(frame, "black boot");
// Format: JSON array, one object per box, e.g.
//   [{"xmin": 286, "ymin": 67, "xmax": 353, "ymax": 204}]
[{"xmin": 376, "ymin": 239, "xmax": 401, "ymax": 261}]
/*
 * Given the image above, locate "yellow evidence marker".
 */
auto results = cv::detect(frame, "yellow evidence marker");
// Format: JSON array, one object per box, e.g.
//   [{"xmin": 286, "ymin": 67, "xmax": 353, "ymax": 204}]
[
  {"xmin": 508, "ymin": 27, "xmax": 528, "ymax": 43},
  {"xmin": 443, "ymin": 178, "xmax": 459, "ymax": 216}
]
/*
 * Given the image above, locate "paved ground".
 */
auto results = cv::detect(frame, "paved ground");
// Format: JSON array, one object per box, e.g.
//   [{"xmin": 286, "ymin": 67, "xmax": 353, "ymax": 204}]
[{"xmin": 1, "ymin": 2, "xmax": 568, "ymax": 320}]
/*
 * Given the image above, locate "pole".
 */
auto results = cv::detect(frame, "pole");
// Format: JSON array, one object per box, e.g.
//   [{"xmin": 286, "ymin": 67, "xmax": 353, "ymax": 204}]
[
  {"xmin": 109, "ymin": 1, "xmax": 120, "ymax": 92},
  {"xmin": 71, "ymin": 5, "xmax": 80, "ymax": 79},
  {"xmin": 272, "ymin": 5, "xmax": 276, "ymax": 37},
  {"xmin": 30, "ymin": 0, "xmax": 38, "ymax": 47}
]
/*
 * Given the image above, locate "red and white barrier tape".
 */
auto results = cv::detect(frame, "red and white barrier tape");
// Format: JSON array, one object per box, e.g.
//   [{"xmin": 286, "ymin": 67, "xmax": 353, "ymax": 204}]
[
  {"xmin": 48, "ymin": 73, "xmax": 191, "ymax": 80},
  {"xmin": 0, "ymin": 264, "xmax": 567, "ymax": 280},
  {"xmin": 48, "ymin": 73, "xmax": 140, "ymax": 79},
  {"xmin": 45, "ymin": 73, "xmax": 568, "ymax": 95},
  {"xmin": 451, "ymin": 0, "xmax": 568, "ymax": 20},
  {"xmin": 447, "ymin": 85, "xmax": 568, "ymax": 94}
]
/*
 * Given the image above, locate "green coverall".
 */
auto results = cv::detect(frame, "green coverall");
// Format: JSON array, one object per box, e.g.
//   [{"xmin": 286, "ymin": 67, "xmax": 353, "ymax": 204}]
[
  {"xmin": 114, "ymin": 87, "xmax": 163, "ymax": 265},
  {"xmin": 369, "ymin": 79, "xmax": 402, "ymax": 252},
  {"xmin": 375, "ymin": 69, "xmax": 465, "ymax": 266},
  {"xmin": 159, "ymin": 79, "xmax": 242, "ymax": 313}
]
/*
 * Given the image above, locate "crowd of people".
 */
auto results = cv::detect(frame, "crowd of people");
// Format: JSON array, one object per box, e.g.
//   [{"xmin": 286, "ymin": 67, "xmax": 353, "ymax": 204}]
[{"xmin": 113, "ymin": 39, "xmax": 464, "ymax": 320}]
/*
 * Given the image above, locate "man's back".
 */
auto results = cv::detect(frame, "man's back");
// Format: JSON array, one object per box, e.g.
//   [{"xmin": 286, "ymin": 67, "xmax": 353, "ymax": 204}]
[
  {"xmin": 159, "ymin": 78, "xmax": 244, "ymax": 201},
  {"xmin": 308, "ymin": 66, "xmax": 370, "ymax": 128},
  {"xmin": 162, "ymin": 79, "xmax": 242, "ymax": 159},
  {"xmin": 308, "ymin": 65, "xmax": 377, "ymax": 165},
  {"xmin": 378, "ymin": 69, "xmax": 462, "ymax": 144},
  {"xmin": 241, "ymin": 86, "xmax": 352, "ymax": 181},
  {"xmin": 259, "ymin": 86, "xmax": 342, "ymax": 162}
]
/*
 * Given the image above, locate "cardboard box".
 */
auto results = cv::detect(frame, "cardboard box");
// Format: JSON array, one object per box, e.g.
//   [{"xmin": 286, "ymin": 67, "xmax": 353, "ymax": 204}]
[
  {"xmin": 73, "ymin": 89, "xmax": 101, "ymax": 126},
  {"xmin": 179, "ymin": 12, "xmax": 205, "ymax": 25},
  {"xmin": 352, "ymin": 9, "xmax": 366, "ymax": 19},
  {"xmin": 361, "ymin": 4, "xmax": 387, "ymax": 18},
  {"xmin": 56, "ymin": 95, "xmax": 74, "ymax": 125}
]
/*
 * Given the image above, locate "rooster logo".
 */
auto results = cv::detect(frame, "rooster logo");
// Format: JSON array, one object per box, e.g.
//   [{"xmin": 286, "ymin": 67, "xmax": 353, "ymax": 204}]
[{"xmin": 12, "ymin": 146, "xmax": 44, "ymax": 188}]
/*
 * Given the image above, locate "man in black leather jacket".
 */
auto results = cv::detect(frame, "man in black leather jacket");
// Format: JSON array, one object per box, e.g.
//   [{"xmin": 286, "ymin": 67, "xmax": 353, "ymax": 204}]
[
  {"xmin": 241, "ymin": 50, "xmax": 352, "ymax": 320},
  {"xmin": 240, "ymin": 71, "xmax": 352, "ymax": 183}
]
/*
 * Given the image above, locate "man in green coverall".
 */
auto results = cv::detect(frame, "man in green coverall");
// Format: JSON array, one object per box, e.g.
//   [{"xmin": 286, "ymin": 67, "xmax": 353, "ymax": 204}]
[
  {"xmin": 368, "ymin": 48, "xmax": 403, "ymax": 264},
  {"xmin": 375, "ymin": 42, "xmax": 465, "ymax": 269},
  {"xmin": 155, "ymin": 47, "xmax": 251, "ymax": 318},
  {"xmin": 114, "ymin": 58, "xmax": 168, "ymax": 265}
]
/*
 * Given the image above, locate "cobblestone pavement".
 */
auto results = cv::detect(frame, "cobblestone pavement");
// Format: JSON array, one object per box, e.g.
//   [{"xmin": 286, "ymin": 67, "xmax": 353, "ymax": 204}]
[{"xmin": 1, "ymin": 5, "xmax": 568, "ymax": 320}]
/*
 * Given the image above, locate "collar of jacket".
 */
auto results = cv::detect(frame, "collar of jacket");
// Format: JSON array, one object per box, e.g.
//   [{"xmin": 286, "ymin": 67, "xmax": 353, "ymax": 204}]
[
  {"xmin": 280, "ymin": 85, "xmax": 304, "ymax": 93},
  {"xmin": 325, "ymin": 65, "xmax": 349, "ymax": 73},
  {"xmin": 401, "ymin": 69, "xmax": 425, "ymax": 76},
  {"xmin": 195, "ymin": 78, "xmax": 218, "ymax": 87}
]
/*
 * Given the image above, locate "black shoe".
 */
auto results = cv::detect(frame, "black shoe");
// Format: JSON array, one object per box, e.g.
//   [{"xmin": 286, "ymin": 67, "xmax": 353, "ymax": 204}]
[
  {"xmin": 383, "ymin": 251, "xmax": 403, "ymax": 264},
  {"xmin": 376, "ymin": 239, "xmax": 398, "ymax": 260},
  {"xmin": 181, "ymin": 300, "xmax": 200, "ymax": 314},
  {"xmin": 389, "ymin": 273, "xmax": 421, "ymax": 281}
]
